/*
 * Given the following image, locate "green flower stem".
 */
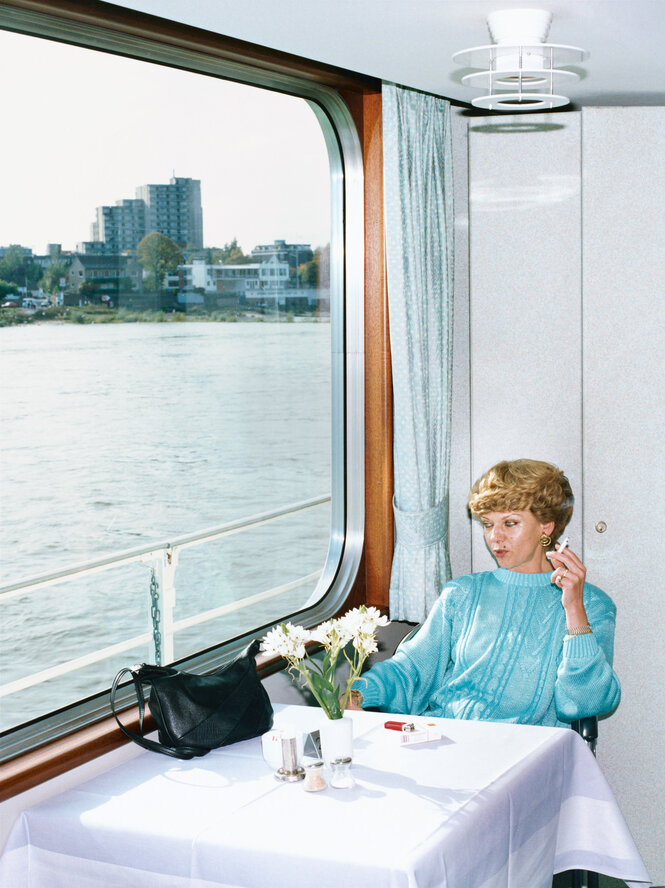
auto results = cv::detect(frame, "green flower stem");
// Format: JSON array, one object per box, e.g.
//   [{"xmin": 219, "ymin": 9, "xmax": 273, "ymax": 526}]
[
  {"xmin": 291, "ymin": 660, "xmax": 340, "ymax": 719},
  {"xmin": 285, "ymin": 640, "xmax": 371, "ymax": 718},
  {"xmin": 339, "ymin": 645, "xmax": 368, "ymax": 713}
]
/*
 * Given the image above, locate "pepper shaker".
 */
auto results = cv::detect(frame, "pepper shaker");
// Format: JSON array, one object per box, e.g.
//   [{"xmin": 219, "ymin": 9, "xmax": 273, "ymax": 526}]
[{"xmin": 303, "ymin": 761, "xmax": 327, "ymax": 792}]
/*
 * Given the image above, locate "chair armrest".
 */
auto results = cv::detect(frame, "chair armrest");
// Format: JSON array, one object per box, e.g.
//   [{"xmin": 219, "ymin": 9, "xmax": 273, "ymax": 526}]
[
  {"xmin": 571, "ymin": 716, "xmax": 598, "ymax": 756},
  {"xmin": 396, "ymin": 623, "xmax": 421, "ymax": 650}
]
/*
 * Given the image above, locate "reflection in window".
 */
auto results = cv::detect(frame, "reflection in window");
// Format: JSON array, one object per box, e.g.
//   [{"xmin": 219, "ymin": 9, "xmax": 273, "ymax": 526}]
[{"xmin": 0, "ymin": 28, "xmax": 336, "ymax": 734}]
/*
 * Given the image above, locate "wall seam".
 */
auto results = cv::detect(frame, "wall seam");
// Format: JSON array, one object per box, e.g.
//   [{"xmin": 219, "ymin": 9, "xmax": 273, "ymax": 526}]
[
  {"xmin": 580, "ymin": 108, "xmax": 585, "ymax": 559},
  {"xmin": 466, "ymin": 117, "xmax": 474, "ymax": 573}
]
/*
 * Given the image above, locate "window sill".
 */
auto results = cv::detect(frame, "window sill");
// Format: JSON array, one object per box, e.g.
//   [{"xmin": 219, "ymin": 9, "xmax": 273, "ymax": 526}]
[{"xmin": 0, "ymin": 707, "xmax": 154, "ymax": 802}]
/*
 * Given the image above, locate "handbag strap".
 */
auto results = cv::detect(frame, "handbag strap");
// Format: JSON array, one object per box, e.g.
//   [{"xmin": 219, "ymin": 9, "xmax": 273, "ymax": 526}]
[{"xmin": 110, "ymin": 667, "xmax": 208, "ymax": 760}]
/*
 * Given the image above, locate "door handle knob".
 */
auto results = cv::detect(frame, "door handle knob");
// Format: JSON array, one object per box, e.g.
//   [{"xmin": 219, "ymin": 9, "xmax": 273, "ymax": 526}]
[{"xmin": 595, "ymin": 521, "xmax": 607, "ymax": 533}]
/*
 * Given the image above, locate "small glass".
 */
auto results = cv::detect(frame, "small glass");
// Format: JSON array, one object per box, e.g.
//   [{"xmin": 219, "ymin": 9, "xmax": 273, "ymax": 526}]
[
  {"xmin": 303, "ymin": 761, "xmax": 327, "ymax": 792},
  {"xmin": 329, "ymin": 756, "xmax": 354, "ymax": 789}
]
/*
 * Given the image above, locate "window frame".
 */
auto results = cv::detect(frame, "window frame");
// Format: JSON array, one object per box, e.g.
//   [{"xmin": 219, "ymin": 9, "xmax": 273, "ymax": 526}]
[{"xmin": 0, "ymin": 0, "xmax": 370, "ymax": 764}]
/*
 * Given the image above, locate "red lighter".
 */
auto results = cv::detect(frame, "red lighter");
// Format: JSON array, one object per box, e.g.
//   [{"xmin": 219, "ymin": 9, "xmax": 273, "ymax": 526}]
[{"xmin": 384, "ymin": 720, "xmax": 415, "ymax": 732}]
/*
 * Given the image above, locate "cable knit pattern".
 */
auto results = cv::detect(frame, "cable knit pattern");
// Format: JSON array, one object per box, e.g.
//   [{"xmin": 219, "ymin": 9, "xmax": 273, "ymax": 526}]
[{"xmin": 356, "ymin": 569, "xmax": 621, "ymax": 727}]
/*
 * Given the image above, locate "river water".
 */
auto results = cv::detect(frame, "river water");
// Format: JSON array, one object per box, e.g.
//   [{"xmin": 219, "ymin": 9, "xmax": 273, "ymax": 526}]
[{"xmin": 0, "ymin": 320, "xmax": 331, "ymax": 731}]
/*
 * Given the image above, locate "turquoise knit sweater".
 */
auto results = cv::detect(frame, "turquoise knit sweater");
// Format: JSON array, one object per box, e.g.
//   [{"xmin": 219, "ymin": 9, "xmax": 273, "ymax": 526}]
[{"xmin": 357, "ymin": 569, "xmax": 621, "ymax": 727}]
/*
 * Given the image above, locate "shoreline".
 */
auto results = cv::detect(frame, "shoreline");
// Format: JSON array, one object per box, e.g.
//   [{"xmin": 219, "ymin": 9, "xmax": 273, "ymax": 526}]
[{"xmin": 0, "ymin": 306, "xmax": 330, "ymax": 328}]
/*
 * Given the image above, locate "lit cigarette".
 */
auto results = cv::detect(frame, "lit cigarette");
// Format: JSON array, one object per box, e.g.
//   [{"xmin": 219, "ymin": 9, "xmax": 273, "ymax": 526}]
[{"xmin": 547, "ymin": 536, "xmax": 569, "ymax": 562}]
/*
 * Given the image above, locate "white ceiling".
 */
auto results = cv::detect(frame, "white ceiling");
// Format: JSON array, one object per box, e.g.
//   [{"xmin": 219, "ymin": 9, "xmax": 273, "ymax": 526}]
[{"xmin": 121, "ymin": 0, "xmax": 665, "ymax": 107}]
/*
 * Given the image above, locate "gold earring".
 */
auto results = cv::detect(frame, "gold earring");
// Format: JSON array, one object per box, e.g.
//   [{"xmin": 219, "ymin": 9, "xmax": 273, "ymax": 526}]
[{"xmin": 539, "ymin": 534, "xmax": 552, "ymax": 548}]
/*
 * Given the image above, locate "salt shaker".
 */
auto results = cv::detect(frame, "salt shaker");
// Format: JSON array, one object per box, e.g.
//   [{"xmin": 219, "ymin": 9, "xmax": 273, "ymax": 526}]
[{"xmin": 329, "ymin": 756, "xmax": 354, "ymax": 789}]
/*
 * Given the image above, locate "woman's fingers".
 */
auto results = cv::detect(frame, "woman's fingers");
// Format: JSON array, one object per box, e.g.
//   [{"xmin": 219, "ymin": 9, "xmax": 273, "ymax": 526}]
[
  {"xmin": 547, "ymin": 546, "xmax": 586, "ymax": 597},
  {"xmin": 547, "ymin": 545, "xmax": 582, "ymax": 570},
  {"xmin": 548, "ymin": 548, "xmax": 585, "ymax": 579}
]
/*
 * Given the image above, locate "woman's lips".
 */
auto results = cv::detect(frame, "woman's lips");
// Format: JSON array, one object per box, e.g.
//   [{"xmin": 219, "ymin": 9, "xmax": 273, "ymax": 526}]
[{"xmin": 494, "ymin": 549, "xmax": 508, "ymax": 558}]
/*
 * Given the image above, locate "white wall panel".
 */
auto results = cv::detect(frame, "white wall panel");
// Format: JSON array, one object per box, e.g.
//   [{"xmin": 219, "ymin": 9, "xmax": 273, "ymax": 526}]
[
  {"xmin": 468, "ymin": 113, "xmax": 583, "ymax": 570},
  {"xmin": 582, "ymin": 106, "xmax": 665, "ymax": 884},
  {"xmin": 467, "ymin": 106, "xmax": 665, "ymax": 883}
]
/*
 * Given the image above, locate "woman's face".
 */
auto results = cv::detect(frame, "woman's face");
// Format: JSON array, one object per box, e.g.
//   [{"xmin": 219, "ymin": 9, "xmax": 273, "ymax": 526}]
[{"xmin": 479, "ymin": 510, "xmax": 554, "ymax": 573}]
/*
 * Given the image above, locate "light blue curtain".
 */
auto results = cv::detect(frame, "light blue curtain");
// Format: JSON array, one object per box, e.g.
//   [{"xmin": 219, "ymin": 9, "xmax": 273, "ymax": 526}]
[{"xmin": 383, "ymin": 82, "xmax": 454, "ymax": 622}]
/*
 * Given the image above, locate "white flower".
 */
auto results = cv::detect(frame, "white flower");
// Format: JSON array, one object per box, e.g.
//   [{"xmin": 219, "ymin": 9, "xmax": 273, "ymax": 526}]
[
  {"xmin": 352, "ymin": 634, "xmax": 378, "ymax": 656},
  {"xmin": 260, "ymin": 606, "xmax": 390, "ymax": 718},
  {"xmin": 309, "ymin": 619, "xmax": 335, "ymax": 645},
  {"xmin": 311, "ymin": 618, "xmax": 352, "ymax": 656},
  {"xmin": 338, "ymin": 605, "xmax": 389, "ymax": 639},
  {"xmin": 336, "ymin": 610, "xmax": 362, "ymax": 637},
  {"xmin": 260, "ymin": 623, "xmax": 311, "ymax": 661},
  {"xmin": 362, "ymin": 606, "xmax": 390, "ymax": 633}
]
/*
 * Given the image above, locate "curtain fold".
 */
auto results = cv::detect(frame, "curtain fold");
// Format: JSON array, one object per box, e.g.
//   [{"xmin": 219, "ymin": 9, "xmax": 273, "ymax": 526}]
[{"xmin": 383, "ymin": 82, "xmax": 455, "ymax": 622}]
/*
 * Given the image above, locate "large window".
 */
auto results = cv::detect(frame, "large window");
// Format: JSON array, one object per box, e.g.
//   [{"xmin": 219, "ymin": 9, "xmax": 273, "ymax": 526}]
[{"xmin": 0, "ymin": 9, "xmax": 364, "ymax": 758}]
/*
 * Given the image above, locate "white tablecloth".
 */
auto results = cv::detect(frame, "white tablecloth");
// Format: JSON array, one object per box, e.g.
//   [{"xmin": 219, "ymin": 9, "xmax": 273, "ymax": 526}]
[{"xmin": 0, "ymin": 706, "xmax": 651, "ymax": 888}]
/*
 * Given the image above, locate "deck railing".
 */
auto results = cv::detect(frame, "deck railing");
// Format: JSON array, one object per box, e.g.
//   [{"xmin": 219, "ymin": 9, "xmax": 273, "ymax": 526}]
[{"xmin": 0, "ymin": 494, "xmax": 330, "ymax": 700}]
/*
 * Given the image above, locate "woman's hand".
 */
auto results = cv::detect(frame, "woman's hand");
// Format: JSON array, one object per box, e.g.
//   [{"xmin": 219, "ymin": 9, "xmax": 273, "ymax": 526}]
[
  {"xmin": 342, "ymin": 690, "xmax": 363, "ymax": 711},
  {"xmin": 548, "ymin": 543, "xmax": 589, "ymax": 629}
]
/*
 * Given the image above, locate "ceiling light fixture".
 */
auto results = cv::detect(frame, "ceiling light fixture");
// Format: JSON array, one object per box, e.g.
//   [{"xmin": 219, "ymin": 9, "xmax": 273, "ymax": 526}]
[{"xmin": 452, "ymin": 9, "xmax": 588, "ymax": 112}]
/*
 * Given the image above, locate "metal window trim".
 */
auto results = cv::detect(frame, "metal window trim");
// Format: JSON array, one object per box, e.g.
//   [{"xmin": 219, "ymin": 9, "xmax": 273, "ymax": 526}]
[{"xmin": 0, "ymin": 5, "xmax": 365, "ymax": 760}]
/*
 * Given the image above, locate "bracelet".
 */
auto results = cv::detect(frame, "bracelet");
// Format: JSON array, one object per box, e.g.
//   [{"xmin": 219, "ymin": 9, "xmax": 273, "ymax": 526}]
[
  {"xmin": 350, "ymin": 689, "xmax": 363, "ymax": 707},
  {"xmin": 566, "ymin": 624, "xmax": 592, "ymax": 636}
]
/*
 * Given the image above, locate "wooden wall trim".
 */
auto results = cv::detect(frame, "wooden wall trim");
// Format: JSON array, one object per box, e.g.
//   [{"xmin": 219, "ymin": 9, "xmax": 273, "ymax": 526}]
[
  {"xmin": 361, "ymin": 92, "xmax": 393, "ymax": 612},
  {"xmin": 0, "ymin": 708, "xmax": 154, "ymax": 802},
  {"xmin": 0, "ymin": 0, "xmax": 379, "ymax": 93},
  {"xmin": 343, "ymin": 89, "xmax": 394, "ymax": 613}
]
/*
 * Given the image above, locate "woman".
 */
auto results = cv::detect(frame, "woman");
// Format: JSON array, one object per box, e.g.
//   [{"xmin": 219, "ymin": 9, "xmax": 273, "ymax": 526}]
[{"xmin": 348, "ymin": 459, "xmax": 620, "ymax": 727}]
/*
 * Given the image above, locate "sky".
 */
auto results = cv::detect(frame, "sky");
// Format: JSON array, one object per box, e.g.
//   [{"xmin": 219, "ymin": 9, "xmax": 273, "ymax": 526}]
[{"xmin": 0, "ymin": 29, "xmax": 331, "ymax": 255}]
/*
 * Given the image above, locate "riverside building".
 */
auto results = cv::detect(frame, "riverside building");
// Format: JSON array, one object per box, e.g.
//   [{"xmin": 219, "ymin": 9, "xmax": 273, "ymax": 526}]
[{"xmin": 90, "ymin": 176, "xmax": 203, "ymax": 253}]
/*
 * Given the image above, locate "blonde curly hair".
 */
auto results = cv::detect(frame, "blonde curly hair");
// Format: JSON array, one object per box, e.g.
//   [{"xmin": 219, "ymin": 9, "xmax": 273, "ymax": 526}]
[{"xmin": 468, "ymin": 459, "xmax": 573, "ymax": 543}]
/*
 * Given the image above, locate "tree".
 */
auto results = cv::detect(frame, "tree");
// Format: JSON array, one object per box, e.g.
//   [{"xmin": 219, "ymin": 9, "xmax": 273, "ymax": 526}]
[
  {"xmin": 298, "ymin": 254, "xmax": 319, "ymax": 287},
  {"xmin": 297, "ymin": 245, "xmax": 330, "ymax": 288},
  {"xmin": 0, "ymin": 245, "xmax": 41, "ymax": 288},
  {"xmin": 39, "ymin": 261, "xmax": 69, "ymax": 294},
  {"xmin": 210, "ymin": 238, "xmax": 253, "ymax": 265},
  {"xmin": 315, "ymin": 244, "xmax": 330, "ymax": 288},
  {"xmin": 78, "ymin": 281, "xmax": 98, "ymax": 301},
  {"xmin": 0, "ymin": 280, "xmax": 19, "ymax": 298},
  {"xmin": 136, "ymin": 232, "xmax": 184, "ymax": 292}
]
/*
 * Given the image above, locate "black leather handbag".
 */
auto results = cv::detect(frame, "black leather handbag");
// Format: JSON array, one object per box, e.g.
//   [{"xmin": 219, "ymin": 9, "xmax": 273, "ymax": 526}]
[{"xmin": 110, "ymin": 639, "xmax": 273, "ymax": 759}]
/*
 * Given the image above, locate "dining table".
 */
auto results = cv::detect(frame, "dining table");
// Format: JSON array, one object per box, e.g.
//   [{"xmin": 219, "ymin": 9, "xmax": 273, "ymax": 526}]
[{"xmin": 0, "ymin": 704, "xmax": 651, "ymax": 888}]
